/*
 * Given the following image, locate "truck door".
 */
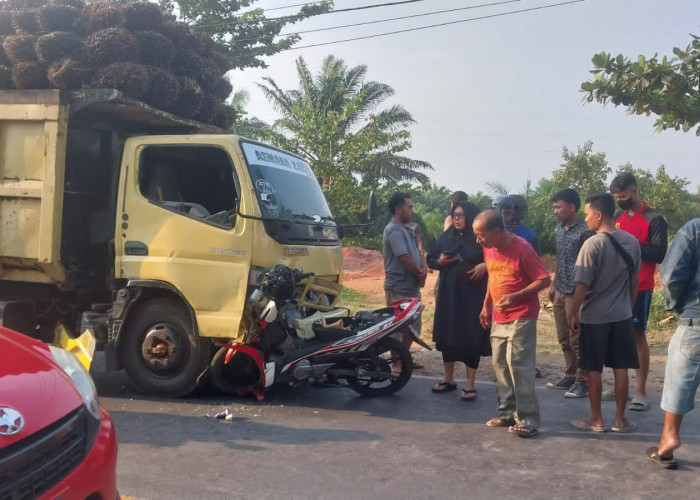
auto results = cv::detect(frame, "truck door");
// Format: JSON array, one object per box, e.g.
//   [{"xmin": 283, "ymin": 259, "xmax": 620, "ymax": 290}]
[{"xmin": 115, "ymin": 140, "xmax": 253, "ymax": 339}]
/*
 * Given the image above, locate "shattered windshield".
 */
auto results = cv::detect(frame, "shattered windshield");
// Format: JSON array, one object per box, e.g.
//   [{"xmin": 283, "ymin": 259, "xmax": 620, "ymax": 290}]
[{"xmin": 241, "ymin": 141, "xmax": 332, "ymax": 221}]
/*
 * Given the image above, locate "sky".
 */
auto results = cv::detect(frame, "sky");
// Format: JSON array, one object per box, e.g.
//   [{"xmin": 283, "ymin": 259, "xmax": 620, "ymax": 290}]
[{"xmin": 231, "ymin": 0, "xmax": 700, "ymax": 196}]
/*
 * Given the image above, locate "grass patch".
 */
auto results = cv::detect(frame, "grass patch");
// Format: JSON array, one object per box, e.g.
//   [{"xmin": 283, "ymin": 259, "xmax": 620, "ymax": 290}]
[{"xmin": 339, "ymin": 287, "xmax": 377, "ymax": 311}]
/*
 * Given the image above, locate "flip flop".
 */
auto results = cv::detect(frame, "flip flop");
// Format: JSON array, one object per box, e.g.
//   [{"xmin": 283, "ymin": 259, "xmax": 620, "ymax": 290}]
[
  {"xmin": 629, "ymin": 396, "xmax": 649, "ymax": 411},
  {"xmin": 486, "ymin": 417, "xmax": 515, "ymax": 427},
  {"xmin": 570, "ymin": 417, "xmax": 609, "ymax": 433},
  {"xmin": 508, "ymin": 424, "xmax": 539, "ymax": 438},
  {"xmin": 460, "ymin": 389, "xmax": 477, "ymax": 401},
  {"xmin": 431, "ymin": 381, "xmax": 457, "ymax": 393},
  {"xmin": 611, "ymin": 420, "xmax": 636, "ymax": 433},
  {"xmin": 645, "ymin": 447, "xmax": 679, "ymax": 470}
]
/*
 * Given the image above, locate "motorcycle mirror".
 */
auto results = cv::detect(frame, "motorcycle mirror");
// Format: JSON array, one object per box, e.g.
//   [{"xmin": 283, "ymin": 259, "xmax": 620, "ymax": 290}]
[{"xmin": 260, "ymin": 301, "xmax": 278, "ymax": 323}]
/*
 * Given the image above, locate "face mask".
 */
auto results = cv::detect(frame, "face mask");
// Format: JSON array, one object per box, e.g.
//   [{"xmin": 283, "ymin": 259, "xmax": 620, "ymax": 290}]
[{"xmin": 617, "ymin": 198, "xmax": 634, "ymax": 211}]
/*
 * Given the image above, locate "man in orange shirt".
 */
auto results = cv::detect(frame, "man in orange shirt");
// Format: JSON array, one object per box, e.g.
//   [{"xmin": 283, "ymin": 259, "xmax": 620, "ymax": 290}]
[{"xmin": 474, "ymin": 210, "xmax": 551, "ymax": 438}]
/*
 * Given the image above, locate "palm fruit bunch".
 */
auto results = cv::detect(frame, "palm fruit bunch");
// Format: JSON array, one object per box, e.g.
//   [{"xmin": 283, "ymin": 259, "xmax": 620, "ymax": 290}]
[{"xmin": 0, "ymin": 0, "xmax": 235, "ymax": 127}]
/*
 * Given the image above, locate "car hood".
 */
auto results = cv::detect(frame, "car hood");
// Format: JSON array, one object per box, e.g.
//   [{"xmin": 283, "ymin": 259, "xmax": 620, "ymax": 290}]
[{"xmin": 0, "ymin": 329, "xmax": 83, "ymax": 447}]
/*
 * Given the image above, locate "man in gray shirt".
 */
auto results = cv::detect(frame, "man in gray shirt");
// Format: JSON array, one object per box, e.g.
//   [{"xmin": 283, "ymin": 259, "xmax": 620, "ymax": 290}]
[
  {"xmin": 568, "ymin": 192, "xmax": 641, "ymax": 434},
  {"xmin": 383, "ymin": 192, "xmax": 427, "ymax": 362}
]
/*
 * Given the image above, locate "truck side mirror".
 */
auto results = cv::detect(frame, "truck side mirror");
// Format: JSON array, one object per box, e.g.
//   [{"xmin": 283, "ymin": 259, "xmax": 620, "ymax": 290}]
[{"xmin": 367, "ymin": 191, "xmax": 377, "ymax": 223}]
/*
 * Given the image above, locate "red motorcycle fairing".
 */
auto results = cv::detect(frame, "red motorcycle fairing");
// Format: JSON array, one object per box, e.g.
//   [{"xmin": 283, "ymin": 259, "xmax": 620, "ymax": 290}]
[{"xmin": 219, "ymin": 343, "xmax": 267, "ymax": 401}]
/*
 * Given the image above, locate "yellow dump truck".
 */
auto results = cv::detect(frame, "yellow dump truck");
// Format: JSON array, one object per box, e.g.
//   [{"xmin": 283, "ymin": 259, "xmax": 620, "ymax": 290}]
[{"xmin": 0, "ymin": 89, "xmax": 363, "ymax": 396}]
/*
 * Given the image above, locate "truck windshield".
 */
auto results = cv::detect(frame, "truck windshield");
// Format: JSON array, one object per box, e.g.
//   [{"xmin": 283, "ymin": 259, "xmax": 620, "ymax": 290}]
[{"xmin": 241, "ymin": 141, "xmax": 332, "ymax": 221}]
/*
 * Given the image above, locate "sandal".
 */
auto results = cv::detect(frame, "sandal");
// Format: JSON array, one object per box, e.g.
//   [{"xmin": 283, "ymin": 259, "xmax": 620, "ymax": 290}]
[
  {"xmin": 508, "ymin": 424, "xmax": 539, "ymax": 438},
  {"xmin": 645, "ymin": 447, "xmax": 679, "ymax": 470},
  {"xmin": 486, "ymin": 417, "xmax": 515, "ymax": 427},
  {"xmin": 629, "ymin": 396, "xmax": 649, "ymax": 411},
  {"xmin": 460, "ymin": 389, "xmax": 477, "ymax": 401},
  {"xmin": 431, "ymin": 381, "xmax": 457, "ymax": 393}
]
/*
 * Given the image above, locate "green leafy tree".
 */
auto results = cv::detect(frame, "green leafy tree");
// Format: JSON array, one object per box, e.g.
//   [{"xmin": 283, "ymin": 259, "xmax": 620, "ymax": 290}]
[
  {"xmin": 526, "ymin": 141, "xmax": 610, "ymax": 254},
  {"xmin": 414, "ymin": 184, "xmax": 452, "ymax": 247},
  {"xmin": 159, "ymin": 0, "xmax": 333, "ymax": 69},
  {"xmin": 581, "ymin": 31, "xmax": 700, "ymax": 134},
  {"xmin": 467, "ymin": 191, "xmax": 493, "ymax": 211},
  {"xmin": 257, "ymin": 55, "xmax": 432, "ymax": 222}
]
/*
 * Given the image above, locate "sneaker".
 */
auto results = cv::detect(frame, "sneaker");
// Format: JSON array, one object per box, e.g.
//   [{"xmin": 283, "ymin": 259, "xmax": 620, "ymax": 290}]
[
  {"xmin": 564, "ymin": 381, "xmax": 589, "ymax": 399},
  {"xmin": 546, "ymin": 376, "xmax": 575, "ymax": 390}
]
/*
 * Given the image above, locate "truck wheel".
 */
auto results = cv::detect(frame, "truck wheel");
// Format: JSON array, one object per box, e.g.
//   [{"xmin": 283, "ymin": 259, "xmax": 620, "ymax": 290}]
[{"xmin": 121, "ymin": 298, "xmax": 211, "ymax": 397}]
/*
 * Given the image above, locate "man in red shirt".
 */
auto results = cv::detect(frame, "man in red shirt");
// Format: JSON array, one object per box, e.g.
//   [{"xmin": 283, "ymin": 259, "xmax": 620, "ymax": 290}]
[
  {"xmin": 610, "ymin": 172, "xmax": 668, "ymax": 411},
  {"xmin": 474, "ymin": 210, "xmax": 551, "ymax": 438}
]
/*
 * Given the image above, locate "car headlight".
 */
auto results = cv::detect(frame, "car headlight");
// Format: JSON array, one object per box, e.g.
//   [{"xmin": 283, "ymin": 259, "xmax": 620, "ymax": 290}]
[{"xmin": 49, "ymin": 346, "xmax": 101, "ymax": 420}]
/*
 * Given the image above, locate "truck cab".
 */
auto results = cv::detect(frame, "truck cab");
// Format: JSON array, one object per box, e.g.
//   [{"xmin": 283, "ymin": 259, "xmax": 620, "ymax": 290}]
[{"xmin": 0, "ymin": 89, "xmax": 345, "ymax": 396}]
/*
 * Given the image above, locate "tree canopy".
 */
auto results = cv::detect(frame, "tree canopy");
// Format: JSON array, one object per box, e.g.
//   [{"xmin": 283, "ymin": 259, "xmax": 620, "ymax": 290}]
[
  {"xmin": 257, "ymin": 55, "xmax": 432, "ymax": 222},
  {"xmin": 581, "ymin": 30, "xmax": 700, "ymax": 134},
  {"xmin": 158, "ymin": 0, "xmax": 333, "ymax": 69}
]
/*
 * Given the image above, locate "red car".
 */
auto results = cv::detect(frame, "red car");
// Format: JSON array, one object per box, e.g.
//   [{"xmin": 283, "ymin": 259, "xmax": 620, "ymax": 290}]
[{"xmin": 0, "ymin": 327, "xmax": 118, "ymax": 499}]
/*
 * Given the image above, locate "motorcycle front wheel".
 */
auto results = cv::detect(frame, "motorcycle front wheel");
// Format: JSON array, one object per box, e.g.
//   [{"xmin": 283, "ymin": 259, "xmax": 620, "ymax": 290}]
[{"xmin": 347, "ymin": 336, "xmax": 413, "ymax": 397}]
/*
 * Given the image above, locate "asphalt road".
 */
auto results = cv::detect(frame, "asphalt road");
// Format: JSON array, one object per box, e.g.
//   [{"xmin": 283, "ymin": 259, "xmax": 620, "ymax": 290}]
[{"xmin": 94, "ymin": 368, "xmax": 700, "ymax": 500}]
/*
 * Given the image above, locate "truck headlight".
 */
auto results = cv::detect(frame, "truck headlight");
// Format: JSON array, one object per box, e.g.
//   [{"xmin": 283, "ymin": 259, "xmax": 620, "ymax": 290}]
[{"xmin": 49, "ymin": 346, "xmax": 101, "ymax": 420}]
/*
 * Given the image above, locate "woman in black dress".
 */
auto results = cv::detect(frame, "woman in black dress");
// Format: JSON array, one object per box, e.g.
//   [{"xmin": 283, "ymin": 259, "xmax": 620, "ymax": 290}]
[{"xmin": 427, "ymin": 201, "xmax": 488, "ymax": 400}]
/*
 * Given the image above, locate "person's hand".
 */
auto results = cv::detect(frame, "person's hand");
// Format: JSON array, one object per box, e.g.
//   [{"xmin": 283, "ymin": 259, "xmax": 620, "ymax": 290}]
[
  {"xmin": 548, "ymin": 285, "xmax": 555, "ymax": 303},
  {"xmin": 437, "ymin": 253, "xmax": 458, "ymax": 267},
  {"xmin": 494, "ymin": 294, "xmax": 516, "ymax": 312},
  {"xmin": 467, "ymin": 262, "xmax": 487, "ymax": 281},
  {"xmin": 568, "ymin": 312, "xmax": 579, "ymax": 334},
  {"xmin": 479, "ymin": 306, "xmax": 492, "ymax": 329}
]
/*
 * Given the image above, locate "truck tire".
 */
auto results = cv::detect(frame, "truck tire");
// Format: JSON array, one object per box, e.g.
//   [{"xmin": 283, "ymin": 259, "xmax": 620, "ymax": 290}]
[{"xmin": 121, "ymin": 298, "xmax": 211, "ymax": 397}]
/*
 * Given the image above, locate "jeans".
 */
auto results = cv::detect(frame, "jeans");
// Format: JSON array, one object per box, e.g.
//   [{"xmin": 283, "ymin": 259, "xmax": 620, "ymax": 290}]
[
  {"xmin": 491, "ymin": 320, "xmax": 540, "ymax": 428},
  {"xmin": 660, "ymin": 324, "xmax": 700, "ymax": 415}
]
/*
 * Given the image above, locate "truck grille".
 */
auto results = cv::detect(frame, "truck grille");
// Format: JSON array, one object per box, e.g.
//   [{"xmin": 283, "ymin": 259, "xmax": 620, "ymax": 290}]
[{"xmin": 0, "ymin": 406, "xmax": 87, "ymax": 500}]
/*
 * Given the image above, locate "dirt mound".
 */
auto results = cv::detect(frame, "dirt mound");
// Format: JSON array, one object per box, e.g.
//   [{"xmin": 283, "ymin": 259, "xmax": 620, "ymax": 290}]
[{"xmin": 342, "ymin": 247, "xmax": 384, "ymax": 280}]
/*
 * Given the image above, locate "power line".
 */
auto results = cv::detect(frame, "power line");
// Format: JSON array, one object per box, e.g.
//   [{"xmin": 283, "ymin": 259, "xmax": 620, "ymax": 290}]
[
  {"xmin": 196, "ymin": 0, "xmax": 432, "ymax": 29},
  {"xmin": 289, "ymin": 0, "xmax": 584, "ymax": 50},
  {"xmin": 230, "ymin": 0, "xmax": 521, "ymax": 45},
  {"xmin": 263, "ymin": 1, "xmax": 326, "ymax": 12}
]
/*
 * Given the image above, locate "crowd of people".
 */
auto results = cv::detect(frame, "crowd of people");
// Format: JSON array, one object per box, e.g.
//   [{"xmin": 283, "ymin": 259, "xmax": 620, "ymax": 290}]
[{"xmin": 381, "ymin": 173, "xmax": 699, "ymax": 469}]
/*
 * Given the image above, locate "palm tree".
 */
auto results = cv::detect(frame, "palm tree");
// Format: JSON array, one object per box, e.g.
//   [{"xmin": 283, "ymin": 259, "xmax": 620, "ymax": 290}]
[{"xmin": 257, "ymin": 55, "xmax": 432, "ymax": 195}]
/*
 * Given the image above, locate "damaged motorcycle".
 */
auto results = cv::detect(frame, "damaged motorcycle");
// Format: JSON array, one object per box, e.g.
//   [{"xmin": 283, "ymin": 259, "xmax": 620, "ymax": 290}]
[{"xmin": 208, "ymin": 265, "xmax": 429, "ymax": 399}]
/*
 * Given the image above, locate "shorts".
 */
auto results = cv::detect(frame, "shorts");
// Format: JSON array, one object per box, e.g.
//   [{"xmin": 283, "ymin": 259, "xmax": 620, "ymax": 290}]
[
  {"xmin": 578, "ymin": 318, "xmax": 640, "ymax": 372},
  {"xmin": 660, "ymin": 323, "xmax": 700, "ymax": 415},
  {"xmin": 632, "ymin": 290, "xmax": 653, "ymax": 331},
  {"xmin": 385, "ymin": 289, "xmax": 422, "ymax": 342}
]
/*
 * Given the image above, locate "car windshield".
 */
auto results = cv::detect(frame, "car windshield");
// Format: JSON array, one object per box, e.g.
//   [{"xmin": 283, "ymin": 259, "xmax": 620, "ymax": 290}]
[{"xmin": 241, "ymin": 141, "xmax": 332, "ymax": 221}]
